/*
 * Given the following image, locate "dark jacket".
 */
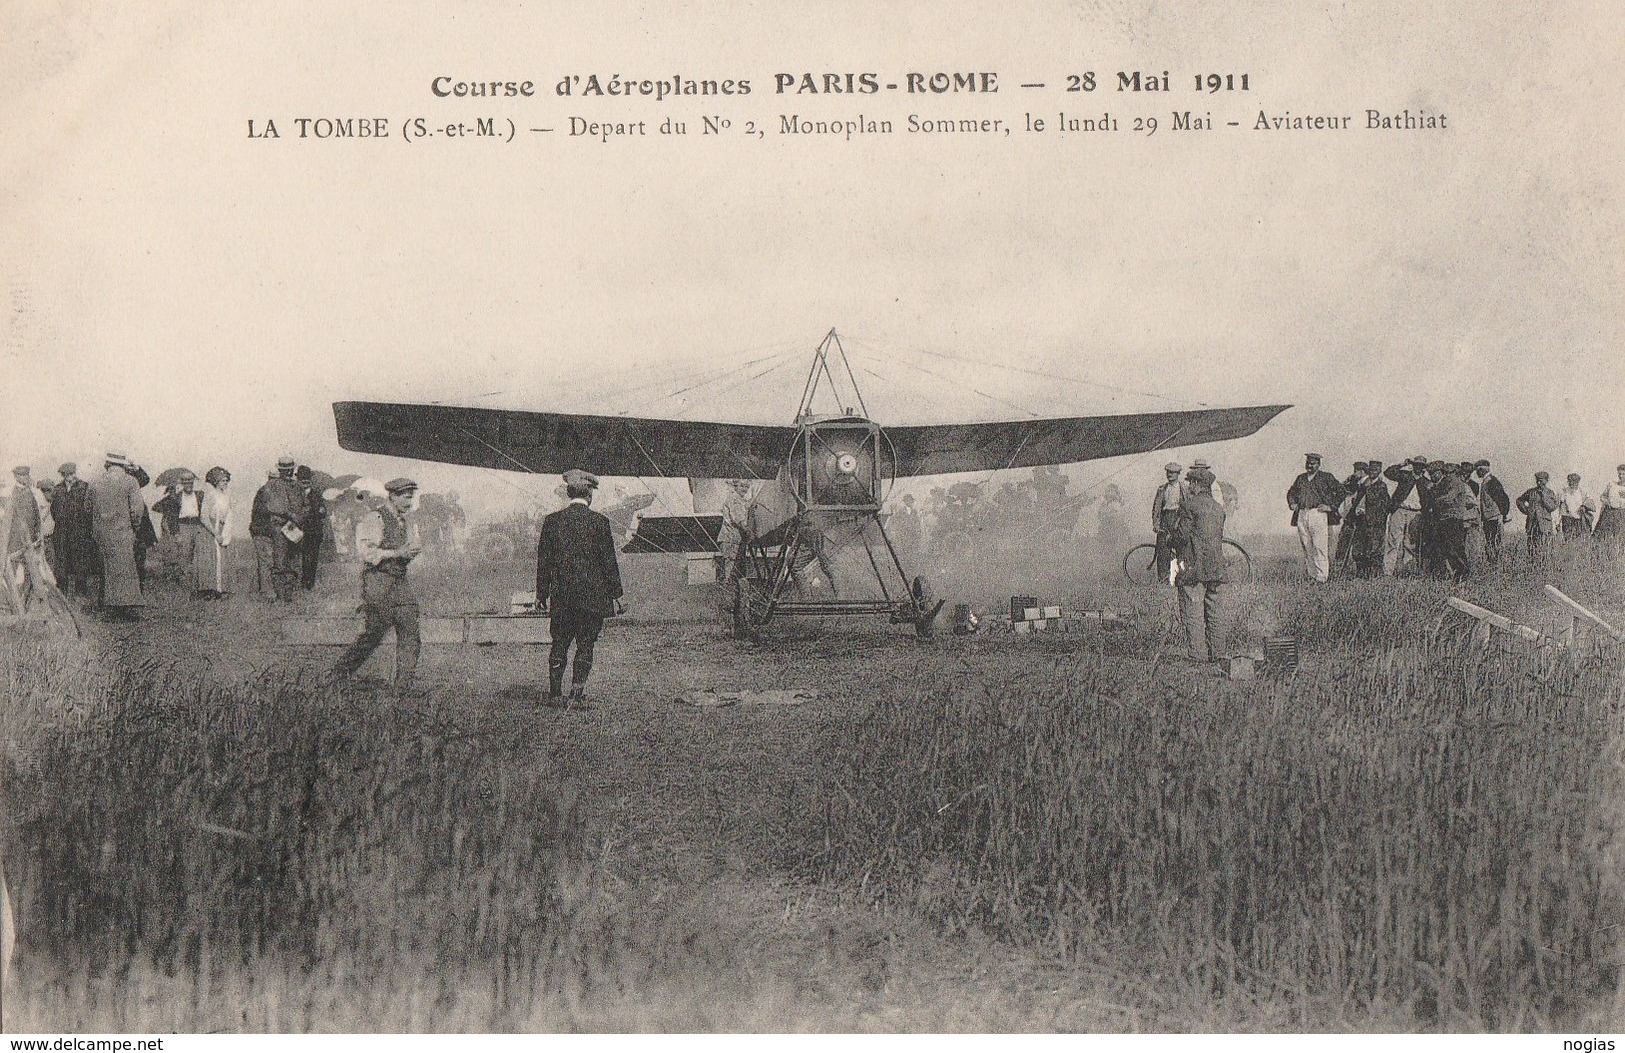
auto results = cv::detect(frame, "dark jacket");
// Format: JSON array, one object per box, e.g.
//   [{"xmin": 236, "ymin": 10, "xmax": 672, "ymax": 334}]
[
  {"xmin": 536, "ymin": 501, "xmax": 624, "ymax": 617},
  {"xmin": 1175, "ymin": 491, "xmax": 1228, "ymax": 584},
  {"xmin": 1383, "ymin": 464, "xmax": 1424, "ymax": 509},
  {"xmin": 1287, "ymin": 470, "xmax": 1345, "ymax": 527},
  {"xmin": 1471, "ymin": 473, "xmax": 1511, "ymax": 519}
]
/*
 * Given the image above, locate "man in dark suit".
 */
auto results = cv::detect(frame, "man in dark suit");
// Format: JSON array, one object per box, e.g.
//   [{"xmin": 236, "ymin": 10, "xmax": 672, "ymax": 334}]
[
  {"xmin": 536, "ymin": 469, "xmax": 624, "ymax": 706},
  {"xmin": 1468, "ymin": 459, "xmax": 1511, "ymax": 564}
]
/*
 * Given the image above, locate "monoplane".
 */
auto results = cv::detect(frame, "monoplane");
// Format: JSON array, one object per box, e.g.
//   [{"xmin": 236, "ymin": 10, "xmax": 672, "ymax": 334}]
[{"xmin": 334, "ymin": 331, "xmax": 1288, "ymax": 639}]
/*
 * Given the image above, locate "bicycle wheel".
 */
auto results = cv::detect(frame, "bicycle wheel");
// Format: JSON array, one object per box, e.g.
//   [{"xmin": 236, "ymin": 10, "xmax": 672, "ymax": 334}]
[
  {"xmin": 1222, "ymin": 539, "xmax": 1253, "ymax": 584},
  {"xmin": 1122, "ymin": 543, "xmax": 1163, "ymax": 586}
]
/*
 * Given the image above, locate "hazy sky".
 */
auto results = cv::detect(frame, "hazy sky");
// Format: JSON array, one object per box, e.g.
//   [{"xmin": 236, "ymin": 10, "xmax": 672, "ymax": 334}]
[{"xmin": 3, "ymin": 1, "xmax": 1620, "ymax": 533}]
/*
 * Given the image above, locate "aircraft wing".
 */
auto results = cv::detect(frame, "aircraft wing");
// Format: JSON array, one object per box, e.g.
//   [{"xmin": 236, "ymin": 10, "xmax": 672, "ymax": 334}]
[
  {"xmin": 884, "ymin": 404, "xmax": 1292, "ymax": 477},
  {"xmin": 332, "ymin": 402, "xmax": 798, "ymax": 480},
  {"xmin": 334, "ymin": 401, "xmax": 1290, "ymax": 480}
]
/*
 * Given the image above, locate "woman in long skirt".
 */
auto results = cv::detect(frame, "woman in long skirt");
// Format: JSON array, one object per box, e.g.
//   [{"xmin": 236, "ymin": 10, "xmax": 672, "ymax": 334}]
[{"xmin": 196, "ymin": 467, "xmax": 235, "ymax": 597}]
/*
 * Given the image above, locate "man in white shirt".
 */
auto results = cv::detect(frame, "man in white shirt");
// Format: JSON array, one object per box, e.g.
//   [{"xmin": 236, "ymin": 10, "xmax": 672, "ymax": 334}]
[
  {"xmin": 1558, "ymin": 473, "xmax": 1596, "ymax": 540},
  {"xmin": 333, "ymin": 478, "xmax": 424, "ymax": 694}
]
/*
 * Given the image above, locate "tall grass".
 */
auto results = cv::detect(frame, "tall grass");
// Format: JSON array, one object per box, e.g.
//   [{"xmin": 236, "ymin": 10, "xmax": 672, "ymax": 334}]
[
  {"xmin": 800, "ymin": 570, "xmax": 1625, "ymax": 1028},
  {"xmin": 0, "ymin": 645, "xmax": 616, "ymax": 1030}
]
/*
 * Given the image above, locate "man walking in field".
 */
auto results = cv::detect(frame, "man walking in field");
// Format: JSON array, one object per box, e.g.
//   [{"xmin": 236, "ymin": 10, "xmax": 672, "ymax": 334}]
[
  {"xmin": 1175, "ymin": 467, "xmax": 1229, "ymax": 663},
  {"xmin": 1286, "ymin": 453, "xmax": 1343, "ymax": 583},
  {"xmin": 536, "ymin": 469, "xmax": 624, "ymax": 707},
  {"xmin": 333, "ymin": 477, "xmax": 423, "ymax": 695}
]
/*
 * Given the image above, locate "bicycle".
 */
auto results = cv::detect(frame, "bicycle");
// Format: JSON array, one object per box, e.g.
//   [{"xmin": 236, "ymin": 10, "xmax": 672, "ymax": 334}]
[{"xmin": 1122, "ymin": 538, "xmax": 1253, "ymax": 586}]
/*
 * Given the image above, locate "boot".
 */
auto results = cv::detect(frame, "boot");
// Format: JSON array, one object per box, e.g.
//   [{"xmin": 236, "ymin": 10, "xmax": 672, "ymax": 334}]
[
  {"xmin": 546, "ymin": 659, "xmax": 567, "ymax": 705},
  {"xmin": 568, "ymin": 681, "xmax": 588, "ymax": 708}
]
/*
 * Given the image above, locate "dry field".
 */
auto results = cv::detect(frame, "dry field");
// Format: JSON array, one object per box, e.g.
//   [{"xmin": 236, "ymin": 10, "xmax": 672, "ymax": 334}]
[{"xmin": 1, "ymin": 539, "xmax": 1622, "ymax": 1032}]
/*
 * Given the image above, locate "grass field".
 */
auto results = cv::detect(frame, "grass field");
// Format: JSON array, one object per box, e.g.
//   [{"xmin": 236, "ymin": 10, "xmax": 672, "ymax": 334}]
[{"xmin": 1, "ymin": 537, "xmax": 1622, "ymax": 1031}]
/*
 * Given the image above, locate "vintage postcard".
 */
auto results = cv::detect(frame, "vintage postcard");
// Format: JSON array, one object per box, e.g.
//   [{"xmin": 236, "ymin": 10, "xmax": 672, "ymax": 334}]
[{"xmin": 2, "ymin": 0, "xmax": 1622, "ymax": 1038}]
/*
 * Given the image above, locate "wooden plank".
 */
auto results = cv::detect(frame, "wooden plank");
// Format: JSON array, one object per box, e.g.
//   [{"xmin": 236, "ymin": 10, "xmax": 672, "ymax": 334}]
[
  {"xmin": 1444, "ymin": 597, "xmax": 1544, "ymax": 642},
  {"xmin": 1544, "ymin": 585, "xmax": 1624, "ymax": 640}
]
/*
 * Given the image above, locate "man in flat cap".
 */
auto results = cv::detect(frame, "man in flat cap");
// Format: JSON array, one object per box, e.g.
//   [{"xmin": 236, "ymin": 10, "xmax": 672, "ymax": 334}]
[
  {"xmin": 1515, "ymin": 472, "xmax": 1560, "ymax": 561},
  {"xmin": 1150, "ymin": 462, "xmax": 1186, "ymax": 584},
  {"xmin": 334, "ymin": 477, "xmax": 424, "ymax": 694},
  {"xmin": 1287, "ymin": 453, "xmax": 1344, "ymax": 583},
  {"xmin": 49, "ymin": 463, "xmax": 96, "ymax": 597},
  {"xmin": 84, "ymin": 453, "xmax": 147, "ymax": 617},
  {"xmin": 1468, "ymin": 460, "xmax": 1511, "ymax": 564},
  {"xmin": 1381, "ymin": 456, "xmax": 1428, "ymax": 576},
  {"xmin": 536, "ymin": 469, "xmax": 624, "ymax": 706},
  {"xmin": 1432, "ymin": 462, "xmax": 1476, "ymax": 580}
]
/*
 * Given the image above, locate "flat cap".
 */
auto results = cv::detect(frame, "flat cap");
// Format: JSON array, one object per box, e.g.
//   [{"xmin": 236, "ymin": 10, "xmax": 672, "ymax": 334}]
[
  {"xmin": 1162, "ymin": 462, "xmax": 1182, "ymax": 473},
  {"xmin": 58, "ymin": 462, "xmax": 76, "ymax": 475},
  {"xmin": 1475, "ymin": 459, "xmax": 1491, "ymax": 468},
  {"xmin": 11, "ymin": 465, "xmax": 30, "ymax": 477},
  {"xmin": 1409, "ymin": 455, "xmax": 1428, "ymax": 467},
  {"xmin": 563, "ymin": 468, "xmax": 600, "ymax": 489},
  {"xmin": 1187, "ymin": 468, "xmax": 1216, "ymax": 486},
  {"xmin": 1352, "ymin": 461, "xmax": 1369, "ymax": 471},
  {"xmin": 1305, "ymin": 452, "xmax": 1323, "ymax": 460},
  {"xmin": 105, "ymin": 452, "xmax": 128, "ymax": 467},
  {"xmin": 1428, "ymin": 460, "xmax": 1447, "ymax": 471},
  {"xmin": 384, "ymin": 477, "xmax": 418, "ymax": 495},
  {"xmin": 1190, "ymin": 458, "xmax": 1212, "ymax": 470},
  {"xmin": 1534, "ymin": 470, "xmax": 1550, "ymax": 480}
]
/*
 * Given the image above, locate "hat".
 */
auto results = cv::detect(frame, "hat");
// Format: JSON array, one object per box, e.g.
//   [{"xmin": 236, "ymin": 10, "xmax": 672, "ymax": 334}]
[
  {"xmin": 59, "ymin": 462, "xmax": 77, "ymax": 475},
  {"xmin": 1535, "ymin": 471, "xmax": 1550, "ymax": 481},
  {"xmin": 1187, "ymin": 468, "xmax": 1216, "ymax": 486},
  {"xmin": 266, "ymin": 469, "xmax": 279, "ymax": 479},
  {"xmin": 11, "ymin": 465, "xmax": 30, "ymax": 478},
  {"xmin": 1475, "ymin": 459, "xmax": 1490, "ymax": 468},
  {"xmin": 384, "ymin": 477, "xmax": 418, "ymax": 495},
  {"xmin": 563, "ymin": 468, "xmax": 600, "ymax": 489},
  {"xmin": 1567, "ymin": 472, "xmax": 1582, "ymax": 482},
  {"xmin": 1428, "ymin": 460, "xmax": 1447, "ymax": 471},
  {"xmin": 1367, "ymin": 459, "xmax": 1383, "ymax": 467},
  {"xmin": 104, "ymin": 452, "xmax": 129, "ymax": 467},
  {"xmin": 1162, "ymin": 462, "xmax": 1183, "ymax": 473},
  {"xmin": 1191, "ymin": 459, "xmax": 1211, "ymax": 470},
  {"xmin": 1616, "ymin": 464, "xmax": 1625, "ymax": 472},
  {"xmin": 1408, "ymin": 455, "xmax": 1428, "ymax": 467},
  {"xmin": 1305, "ymin": 452, "xmax": 1323, "ymax": 460},
  {"xmin": 1352, "ymin": 461, "xmax": 1369, "ymax": 471}
]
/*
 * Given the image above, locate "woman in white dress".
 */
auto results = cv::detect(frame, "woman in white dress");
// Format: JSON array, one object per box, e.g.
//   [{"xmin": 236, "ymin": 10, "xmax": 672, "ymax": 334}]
[{"xmin": 197, "ymin": 467, "xmax": 235, "ymax": 597}]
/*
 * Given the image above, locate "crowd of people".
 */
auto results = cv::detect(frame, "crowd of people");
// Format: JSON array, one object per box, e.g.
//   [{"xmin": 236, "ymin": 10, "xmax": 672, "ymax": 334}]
[
  {"xmin": 0, "ymin": 453, "xmax": 477, "ymax": 622},
  {"xmin": 1283, "ymin": 454, "xmax": 1625, "ymax": 584}
]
